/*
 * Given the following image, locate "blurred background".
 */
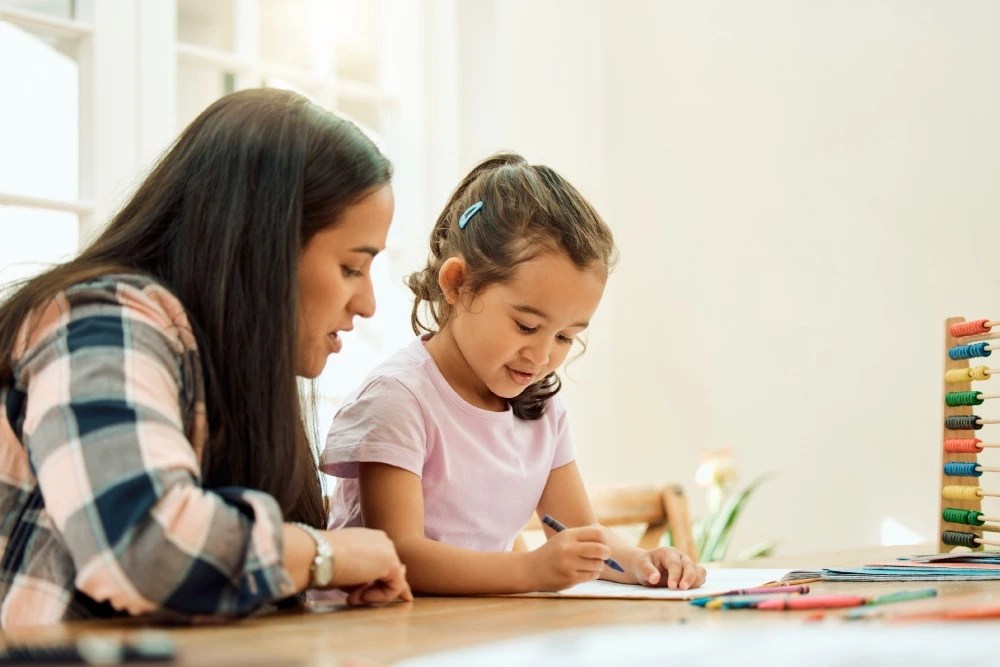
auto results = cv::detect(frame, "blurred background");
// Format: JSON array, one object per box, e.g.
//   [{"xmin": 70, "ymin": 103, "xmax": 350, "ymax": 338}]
[{"xmin": 3, "ymin": 0, "xmax": 1000, "ymax": 559}]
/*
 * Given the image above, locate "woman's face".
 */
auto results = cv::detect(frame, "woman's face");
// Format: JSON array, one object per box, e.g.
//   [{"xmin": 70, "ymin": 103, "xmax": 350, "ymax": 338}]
[{"xmin": 295, "ymin": 184, "xmax": 394, "ymax": 378}]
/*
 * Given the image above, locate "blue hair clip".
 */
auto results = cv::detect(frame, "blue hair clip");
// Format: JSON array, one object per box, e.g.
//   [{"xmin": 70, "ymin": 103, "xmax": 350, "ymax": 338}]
[{"xmin": 458, "ymin": 201, "xmax": 484, "ymax": 229}]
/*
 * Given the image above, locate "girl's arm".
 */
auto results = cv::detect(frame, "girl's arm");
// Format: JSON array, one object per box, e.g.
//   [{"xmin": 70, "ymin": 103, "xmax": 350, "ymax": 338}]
[
  {"xmin": 536, "ymin": 462, "xmax": 706, "ymax": 589},
  {"xmin": 359, "ymin": 462, "xmax": 610, "ymax": 594}
]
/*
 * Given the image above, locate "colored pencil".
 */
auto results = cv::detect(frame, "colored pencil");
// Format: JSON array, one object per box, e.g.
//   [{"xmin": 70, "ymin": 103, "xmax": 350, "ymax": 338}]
[
  {"xmin": 755, "ymin": 594, "xmax": 868, "ymax": 611},
  {"xmin": 756, "ymin": 589, "xmax": 938, "ymax": 611},
  {"xmin": 540, "ymin": 514, "xmax": 625, "ymax": 573}
]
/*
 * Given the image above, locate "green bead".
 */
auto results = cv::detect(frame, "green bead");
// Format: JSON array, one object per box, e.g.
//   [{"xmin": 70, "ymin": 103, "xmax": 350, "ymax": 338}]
[{"xmin": 945, "ymin": 391, "xmax": 983, "ymax": 406}]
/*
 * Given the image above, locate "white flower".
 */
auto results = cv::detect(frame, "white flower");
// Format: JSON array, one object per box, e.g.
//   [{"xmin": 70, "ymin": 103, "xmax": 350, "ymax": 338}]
[{"xmin": 694, "ymin": 449, "xmax": 738, "ymax": 489}]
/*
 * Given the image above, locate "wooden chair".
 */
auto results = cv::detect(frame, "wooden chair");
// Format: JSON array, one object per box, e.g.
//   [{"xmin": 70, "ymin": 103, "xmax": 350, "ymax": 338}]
[{"xmin": 513, "ymin": 483, "xmax": 699, "ymax": 561}]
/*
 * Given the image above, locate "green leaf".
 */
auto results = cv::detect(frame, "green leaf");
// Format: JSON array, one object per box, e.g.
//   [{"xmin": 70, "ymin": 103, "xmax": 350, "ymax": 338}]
[
  {"xmin": 694, "ymin": 516, "xmax": 710, "ymax": 556},
  {"xmin": 702, "ymin": 473, "xmax": 775, "ymax": 562},
  {"xmin": 696, "ymin": 500, "xmax": 728, "ymax": 557}
]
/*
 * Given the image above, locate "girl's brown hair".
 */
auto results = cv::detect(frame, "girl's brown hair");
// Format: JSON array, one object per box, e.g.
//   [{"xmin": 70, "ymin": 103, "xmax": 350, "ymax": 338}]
[
  {"xmin": 0, "ymin": 88, "xmax": 392, "ymax": 528},
  {"xmin": 407, "ymin": 152, "xmax": 616, "ymax": 420}
]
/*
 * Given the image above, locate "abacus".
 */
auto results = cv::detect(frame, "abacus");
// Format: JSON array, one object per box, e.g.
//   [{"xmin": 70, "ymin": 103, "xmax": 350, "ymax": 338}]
[{"xmin": 940, "ymin": 317, "xmax": 1000, "ymax": 551}]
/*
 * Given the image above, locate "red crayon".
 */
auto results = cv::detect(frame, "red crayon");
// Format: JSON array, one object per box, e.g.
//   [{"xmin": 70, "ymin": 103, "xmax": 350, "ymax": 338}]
[{"xmin": 755, "ymin": 594, "xmax": 867, "ymax": 611}]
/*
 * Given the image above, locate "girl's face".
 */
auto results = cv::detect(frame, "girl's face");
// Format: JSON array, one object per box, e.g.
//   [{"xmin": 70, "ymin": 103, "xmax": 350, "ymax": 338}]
[
  {"xmin": 434, "ymin": 252, "xmax": 607, "ymax": 411},
  {"xmin": 295, "ymin": 184, "xmax": 394, "ymax": 378}
]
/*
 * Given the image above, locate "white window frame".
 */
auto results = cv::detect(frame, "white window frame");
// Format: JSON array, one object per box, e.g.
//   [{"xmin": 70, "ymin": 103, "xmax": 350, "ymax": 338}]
[
  {"xmin": 1, "ymin": 1, "xmax": 460, "ymax": 409},
  {"xmin": 0, "ymin": 4, "xmax": 96, "ymax": 234}
]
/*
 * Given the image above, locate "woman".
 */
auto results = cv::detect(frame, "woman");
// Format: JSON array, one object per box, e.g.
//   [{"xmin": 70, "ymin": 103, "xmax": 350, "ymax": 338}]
[{"xmin": 0, "ymin": 88, "xmax": 411, "ymax": 627}]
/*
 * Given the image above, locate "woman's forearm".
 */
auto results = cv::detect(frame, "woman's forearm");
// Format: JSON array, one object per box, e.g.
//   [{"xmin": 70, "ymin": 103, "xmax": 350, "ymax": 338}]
[{"xmin": 282, "ymin": 524, "xmax": 315, "ymax": 592}]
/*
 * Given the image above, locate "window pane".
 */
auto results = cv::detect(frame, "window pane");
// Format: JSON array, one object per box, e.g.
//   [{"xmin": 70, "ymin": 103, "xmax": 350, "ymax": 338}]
[
  {"xmin": 0, "ymin": 21, "xmax": 78, "ymax": 201},
  {"xmin": 333, "ymin": 0, "xmax": 378, "ymax": 83},
  {"xmin": 0, "ymin": 0, "xmax": 75, "ymax": 20},
  {"xmin": 0, "ymin": 207, "xmax": 78, "ymax": 286},
  {"xmin": 176, "ymin": 60, "xmax": 240, "ymax": 130},
  {"xmin": 259, "ymin": 0, "xmax": 312, "ymax": 71},
  {"xmin": 177, "ymin": 0, "xmax": 234, "ymax": 51},
  {"xmin": 336, "ymin": 98, "xmax": 382, "ymax": 139},
  {"xmin": 258, "ymin": 0, "xmax": 378, "ymax": 83}
]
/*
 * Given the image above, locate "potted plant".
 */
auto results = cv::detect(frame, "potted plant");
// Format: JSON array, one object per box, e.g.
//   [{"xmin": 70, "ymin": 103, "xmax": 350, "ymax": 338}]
[{"xmin": 693, "ymin": 449, "xmax": 775, "ymax": 561}]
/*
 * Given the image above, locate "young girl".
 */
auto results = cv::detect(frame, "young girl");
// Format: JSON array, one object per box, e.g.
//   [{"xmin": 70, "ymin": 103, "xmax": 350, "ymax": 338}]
[{"xmin": 321, "ymin": 153, "xmax": 706, "ymax": 594}]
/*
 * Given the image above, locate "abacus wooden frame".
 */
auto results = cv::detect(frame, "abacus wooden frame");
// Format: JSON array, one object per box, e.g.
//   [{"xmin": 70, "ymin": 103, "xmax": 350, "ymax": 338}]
[{"xmin": 941, "ymin": 316, "xmax": 989, "ymax": 551}]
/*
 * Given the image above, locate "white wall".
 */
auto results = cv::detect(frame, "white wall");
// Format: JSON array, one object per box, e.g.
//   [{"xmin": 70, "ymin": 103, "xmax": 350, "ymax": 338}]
[{"xmin": 454, "ymin": 0, "xmax": 1000, "ymax": 556}]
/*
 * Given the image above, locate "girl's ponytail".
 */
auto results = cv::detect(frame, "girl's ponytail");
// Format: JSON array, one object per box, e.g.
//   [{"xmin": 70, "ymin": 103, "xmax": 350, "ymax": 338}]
[{"xmin": 408, "ymin": 153, "xmax": 527, "ymax": 334}]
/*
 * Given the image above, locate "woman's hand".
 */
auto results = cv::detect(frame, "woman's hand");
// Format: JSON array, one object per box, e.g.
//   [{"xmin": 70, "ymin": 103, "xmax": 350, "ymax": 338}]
[
  {"xmin": 324, "ymin": 527, "xmax": 413, "ymax": 605},
  {"xmin": 630, "ymin": 546, "xmax": 706, "ymax": 589},
  {"xmin": 528, "ymin": 526, "xmax": 611, "ymax": 591}
]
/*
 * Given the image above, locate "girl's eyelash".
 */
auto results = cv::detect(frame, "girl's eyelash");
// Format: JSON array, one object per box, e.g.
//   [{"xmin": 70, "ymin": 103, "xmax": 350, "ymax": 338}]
[
  {"xmin": 517, "ymin": 321, "xmax": 575, "ymax": 344},
  {"xmin": 341, "ymin": 266, "xmax": 363, "ymax": 278}
]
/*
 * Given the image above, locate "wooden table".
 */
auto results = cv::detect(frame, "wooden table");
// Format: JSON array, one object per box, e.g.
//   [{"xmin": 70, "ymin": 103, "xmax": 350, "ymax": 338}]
[{"xmin": 3, "ymin": 545, "xmax": 997, "ymax": 666}]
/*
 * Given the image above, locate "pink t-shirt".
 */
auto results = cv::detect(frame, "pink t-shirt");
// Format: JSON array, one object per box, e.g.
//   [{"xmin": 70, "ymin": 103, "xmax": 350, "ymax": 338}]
[{"xmin": 320, "ymin": 337, "xmax": 575, "ymax": 552}]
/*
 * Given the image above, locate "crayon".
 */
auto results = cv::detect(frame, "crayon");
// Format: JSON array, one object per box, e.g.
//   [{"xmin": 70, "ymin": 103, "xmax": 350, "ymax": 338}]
[{"xmin": 540, "ymin": 514, "xmax": 625, "ymax": 573}]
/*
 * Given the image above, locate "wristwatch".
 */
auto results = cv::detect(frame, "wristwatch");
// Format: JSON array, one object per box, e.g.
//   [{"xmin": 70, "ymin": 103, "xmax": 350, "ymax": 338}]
[{"xmin": 291, "ymin": 522, "xmax": 335, "ymax": 589}]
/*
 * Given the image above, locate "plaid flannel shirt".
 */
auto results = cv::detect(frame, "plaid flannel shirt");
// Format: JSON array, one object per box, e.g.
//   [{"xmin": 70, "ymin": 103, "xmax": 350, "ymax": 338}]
[{"xmin": 0, "ymin": 275, "xmax": 295, "ymax": 627}]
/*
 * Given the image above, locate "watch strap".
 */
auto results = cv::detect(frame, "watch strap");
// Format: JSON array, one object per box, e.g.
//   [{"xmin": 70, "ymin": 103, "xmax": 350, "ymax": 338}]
[{"xmin": 290, "ymin": 522, "xmax": 334, "ymax": 588}]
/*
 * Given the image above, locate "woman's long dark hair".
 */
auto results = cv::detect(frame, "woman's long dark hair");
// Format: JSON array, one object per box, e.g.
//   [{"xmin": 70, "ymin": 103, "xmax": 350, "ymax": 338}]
[{"xmin": 0, "ymin": 88, "xmax": 392, "ymax": 528}]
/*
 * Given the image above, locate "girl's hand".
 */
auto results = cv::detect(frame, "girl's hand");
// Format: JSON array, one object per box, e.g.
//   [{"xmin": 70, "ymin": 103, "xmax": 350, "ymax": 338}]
[
  {"xmin": 530, "ymin": 526, "xmax": 611, "ymax": 591},
  {"xmin": 631, "ymin": 547, "xmax": 706, "ymax": 590},
  {"xmin": 323, "ymin": 527, "xmax": 414, "ymax": 604}
]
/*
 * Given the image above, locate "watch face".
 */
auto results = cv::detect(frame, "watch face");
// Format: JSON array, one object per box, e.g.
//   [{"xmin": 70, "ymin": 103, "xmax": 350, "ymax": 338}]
[{"xmin": 314, "ymin": 556, "xmax": 334, "ymax": 587}]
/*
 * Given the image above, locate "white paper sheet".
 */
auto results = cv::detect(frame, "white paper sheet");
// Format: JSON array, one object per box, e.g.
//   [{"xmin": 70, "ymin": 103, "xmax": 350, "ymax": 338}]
[{"xmin": 514, "ymin": 567, "xmax": 797, "ymax": 600}]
